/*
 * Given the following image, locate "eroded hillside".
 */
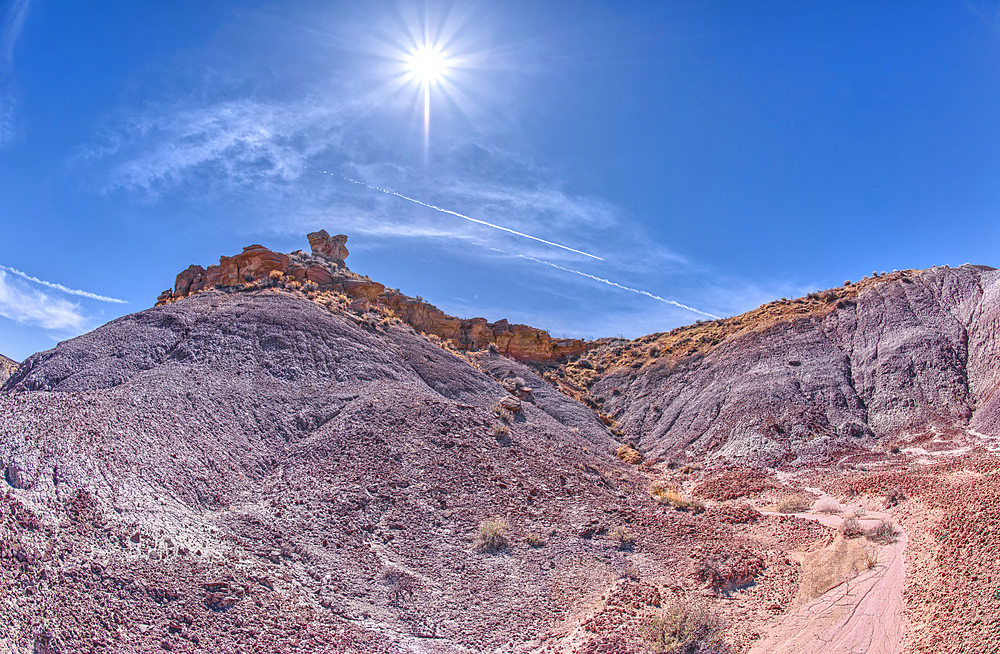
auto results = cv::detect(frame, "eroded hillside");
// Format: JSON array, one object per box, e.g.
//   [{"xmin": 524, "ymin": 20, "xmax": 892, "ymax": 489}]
[{"xmin": 1, "ymin": 233, "xmax": 999, "ymax": 653}]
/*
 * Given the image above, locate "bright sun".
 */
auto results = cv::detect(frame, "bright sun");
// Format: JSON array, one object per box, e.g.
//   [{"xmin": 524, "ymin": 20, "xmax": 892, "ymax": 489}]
[{"xmin": 408, "ymin": 46, "xmax": 449, "ymax": 84}]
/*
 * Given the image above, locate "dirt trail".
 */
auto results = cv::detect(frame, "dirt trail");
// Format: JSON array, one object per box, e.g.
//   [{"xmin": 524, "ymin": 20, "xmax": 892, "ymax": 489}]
[{"xmin": 749, "ymin": 509, "xmax": 906, "ymax": 654}]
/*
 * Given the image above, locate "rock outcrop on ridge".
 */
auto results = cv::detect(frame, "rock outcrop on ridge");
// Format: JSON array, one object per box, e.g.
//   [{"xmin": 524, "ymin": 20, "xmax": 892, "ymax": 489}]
[
  {"xmin": 0, "ymin": 354, "xmax": 16, "ymax": 385},
  {"xmin": 155, "ymin": 232, "xmax": 587, "ymax": 363},
  {"xmin": 547, "ymin": 265, "xmax": 1000, "ymax": 467}
]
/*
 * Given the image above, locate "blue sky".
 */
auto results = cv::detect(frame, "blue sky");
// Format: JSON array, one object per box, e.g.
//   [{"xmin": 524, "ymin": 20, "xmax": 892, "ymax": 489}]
[{"xmin": 1, "ymin": 0, "xmax": 999, "ymax": 361}]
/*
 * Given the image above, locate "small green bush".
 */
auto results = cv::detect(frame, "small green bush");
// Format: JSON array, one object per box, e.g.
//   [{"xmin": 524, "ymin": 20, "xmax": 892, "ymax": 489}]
[{"xmin": 476, "ymin": 520, "xmax": 507, "ymax": 552}]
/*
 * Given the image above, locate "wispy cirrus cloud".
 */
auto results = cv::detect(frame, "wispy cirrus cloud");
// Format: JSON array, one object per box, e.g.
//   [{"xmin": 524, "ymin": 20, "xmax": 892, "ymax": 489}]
[
  {"xmin": 967, "ymin": 1, "xmax": 1000, "ymax": 36},
  {"xmin": 0, "ymin": 0, "xmax": 31, "ymax": 147},
  {"xmin": 0, "ymin": 268, "xmax": 88, "ymax": 332}
]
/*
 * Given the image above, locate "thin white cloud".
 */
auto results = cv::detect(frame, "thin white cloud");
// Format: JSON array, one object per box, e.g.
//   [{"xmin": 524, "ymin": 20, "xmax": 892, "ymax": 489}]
[
  {"xmin": 967, "ymin": 2, "xmax": 1000, "ymax": 36},
  {"xmin": 0, "ymin": 265, "xmax": 128, "ymax": 303},
  {"xmin": 0, "ymin": 0, "xmax": 30, "ymax": 69},
  {"xmin": 0, "ymin": 269, "xmax": 88, "ymax": 332},
  {"xmin": 0, "ymin": 0, "xmax": 30, "ymax": 147}
]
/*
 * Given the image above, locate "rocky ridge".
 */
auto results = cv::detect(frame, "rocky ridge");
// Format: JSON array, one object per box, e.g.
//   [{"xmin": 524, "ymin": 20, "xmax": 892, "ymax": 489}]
[
  {"xmin": 540, "ymin": 265, "xmax": 1000, "ymax": 467},
  {"xmin": 156, "ymin": 231, "xmax": 587, "ymax": 363}
]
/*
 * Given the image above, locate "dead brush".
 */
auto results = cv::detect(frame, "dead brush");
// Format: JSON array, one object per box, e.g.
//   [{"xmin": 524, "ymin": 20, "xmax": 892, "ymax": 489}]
[
  {"xmin": 864, "ymin": 520, "xmax": 899, "ymax": 544},
  {"xmin": 813, "ymin": 499, "xmax": 842, "ymax": 514},
  {"xmin": 862, "ymin": 547, "xmax": 878, "ymax": 570},
  {"xmin": 840, "ymin": 517, "xmax": 864, "ymax": 539},
  {"xmin": 650, "ymin": 485, "xmax": 705, "ymax": 514},
  {"xmin": 776, "ymin": 496, "xmax": 812, "ymax": 514}
]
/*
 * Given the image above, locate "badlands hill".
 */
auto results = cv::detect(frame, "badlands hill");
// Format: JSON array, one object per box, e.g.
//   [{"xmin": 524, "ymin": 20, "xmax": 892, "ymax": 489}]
[
  {"xmin": 1, "ymin": 232, "xmax": 999, "ymax": 653},
  {"xmin": 547, "ymin": 264, "xmax": 1000, "ymax": 466}
]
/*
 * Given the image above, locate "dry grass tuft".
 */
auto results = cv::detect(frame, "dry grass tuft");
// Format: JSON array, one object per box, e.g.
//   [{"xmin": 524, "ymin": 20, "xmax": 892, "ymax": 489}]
[
  {"xmin": 777, "ymin": 496, "xmax": 812, "ymax": 514},
  {"xmin": 650, "ymin": 485, "xmax": 705, "ymax": 513}
]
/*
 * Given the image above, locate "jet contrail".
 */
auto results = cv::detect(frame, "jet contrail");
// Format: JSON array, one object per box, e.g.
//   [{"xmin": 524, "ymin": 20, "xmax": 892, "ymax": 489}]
[
  {"xmin": 518, "ymin": 255, "xmax": 719, "ymax": 319},
  {"xmin": 328, "ymin": 171, "xmax": 603, "ymax": 260},
  {"xmin": 0, "ymin": 266, "xmax": 128, "ymax": 304}
]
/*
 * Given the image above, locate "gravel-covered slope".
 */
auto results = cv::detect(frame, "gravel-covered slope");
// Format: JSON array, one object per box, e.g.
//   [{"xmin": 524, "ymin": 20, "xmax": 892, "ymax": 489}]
[
  {"xmin": 0, "ymin": 289, "xmax": 641, "ymax": 652},
  {"xmin": 591, "ymin": 265, "xmax": 1000, "ymax": 466}
]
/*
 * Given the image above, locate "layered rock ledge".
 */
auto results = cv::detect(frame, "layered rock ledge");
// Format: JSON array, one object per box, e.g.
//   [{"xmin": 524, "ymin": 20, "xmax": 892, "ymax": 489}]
[{"xmin": 155, "ymin": 231, "xmax": 587, "ymax": 362}]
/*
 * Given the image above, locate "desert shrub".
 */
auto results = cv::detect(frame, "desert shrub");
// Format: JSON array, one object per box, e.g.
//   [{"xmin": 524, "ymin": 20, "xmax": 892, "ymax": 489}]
[
  {"xmin": 244, "ymin": 273, "xmax": 254, "ymax": 282},
  {"xmin": 841, "ymin": 518, "xmax": 864, "ymax": 539},
  {"xmin": 651, "ymin": 486, "xmax": 705, "ymax": 514},
  {"xmin": 487, "ymin": 342, "xmax": 499, "ymax": 354},
  {"xmin": 864, "ymin": 520, "xmax": 898, "ymax": 544},
  {"xmin": 642, "ymin": 602, "xmax": 733, "ymax": 653},
  {"xmin": 862, "ymin": 547, "xmax": 878, "ymax": 570},
  {"xmin": 495, "ymin": 407, "xmax": 514, "ymax": 423},
  {"xmin": 888, "ymin": 443, "xmax": 901, "ymax": 454},
  {"xmin": 777, "ymin": 497, "xmax": 811, "ymax": 514},
  {"xmin": 286, "ymin": 280, "xmax": 302, "ymax": 290},
  {"xmin": 302, "ymin": 281, "xmax": 319, "ymax": 292},
  {"xmin": 813, "ymin": 499, "xmax": 842, "ymax": 514},
  {"xmin": 268, "ymin": 270, "xmax": 284, "ymax": 281},
  {"xmin": 491, "ymin": 423, "xmax": 510, "ymax": 439},
  {"xmin": 577, "ymin": 358, "xmax": 593, "ymax": 369},
  {"xmin": 844, "ymin": 280, "xmax": 852, "ymax": 286},
  {"xmin": 609, "ymin": 526, "xmax": 635, "ymax": 548},
  {"xmin": 476, "ymin": 520, "xmax": 507, "ymax": 552}
]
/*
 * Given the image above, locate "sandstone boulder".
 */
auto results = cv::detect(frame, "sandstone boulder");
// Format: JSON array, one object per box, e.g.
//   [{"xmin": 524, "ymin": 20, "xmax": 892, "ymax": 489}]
[{"xmin": 307, "ymin": 230, "xmax": 349, "ymax": 263}]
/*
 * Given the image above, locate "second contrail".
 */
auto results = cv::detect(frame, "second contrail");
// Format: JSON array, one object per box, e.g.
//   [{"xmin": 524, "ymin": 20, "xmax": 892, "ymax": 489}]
[
  {"xmin": 0, "ymin": 266, "xmax": 128, "ymax": 304},
  {"xmin": 519, "ymin": 255, "xmax": 720, "ymax": 319},
  {"xmin": 328, "ymin": 171, "xmax": 603, "ymax": 261}
]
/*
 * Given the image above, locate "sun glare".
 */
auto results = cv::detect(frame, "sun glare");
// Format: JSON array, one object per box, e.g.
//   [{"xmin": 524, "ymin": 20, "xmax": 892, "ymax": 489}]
[{"xmin": 408, "ymin": 46, "xmax": 449, "ymax": 84}]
